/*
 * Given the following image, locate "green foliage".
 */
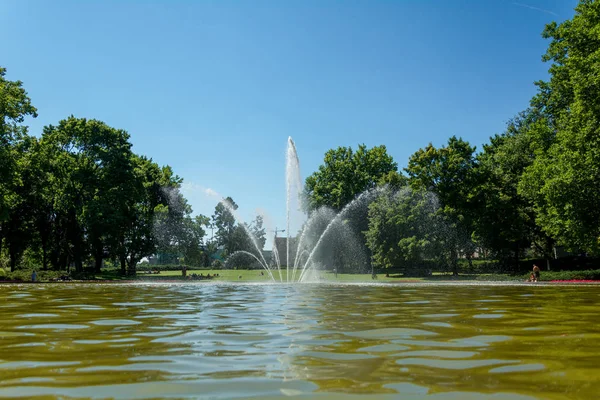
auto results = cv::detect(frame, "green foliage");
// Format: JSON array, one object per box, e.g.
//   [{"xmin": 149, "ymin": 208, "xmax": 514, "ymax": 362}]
[
  {"xmin": 472, "ymin": 111, "xmax": 554, "ymax": 266},
  {"xmin": 405, "ymin": 137, "xmax": 478, "ymax": 274},
  {"xmin": 2, "ymin": 269, "xmax": 63, "ymax": 282},
  {"xmin": 526, "ymin": 269, "xmax": 600, "ymax": 281},
  {"xmin": 0, "ymin": 68, "xmax": 205, "ymax": 274},
  {"xmin": 520, "ymin": 1, "xmax": 600, "ymax": 254},
  {"xmin": 211, "ymin": 197, "xmax": 238, "ymax": 255},
  {"xmin": 365, "ymin": 187, "xmax": 460, "ymax": 274},
  {"xmin": 153, "ymin": 189, "xmax": 209, "ymax": 267},
  {"xmin": 210, "ymin": 197, "xmax": 265, "ymax": 267},
  {"xmin": 0, "ymin": 67, "xmax": 38, "ymax": 269},
  {"xmin": 304, "ymin": 144, "xmax": 399, "ymax": 212}
]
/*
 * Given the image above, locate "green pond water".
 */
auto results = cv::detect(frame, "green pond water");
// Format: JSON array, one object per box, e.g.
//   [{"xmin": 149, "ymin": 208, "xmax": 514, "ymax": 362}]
[{"xmin": 0, "ymin": 282, "xmax": 598, "ymax": 399}]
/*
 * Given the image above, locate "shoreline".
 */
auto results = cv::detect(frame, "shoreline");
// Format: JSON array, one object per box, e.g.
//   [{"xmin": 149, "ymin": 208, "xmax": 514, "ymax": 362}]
[{"xmin": 2, "ymin": 279, "xmax": 600, "ymax": 285}]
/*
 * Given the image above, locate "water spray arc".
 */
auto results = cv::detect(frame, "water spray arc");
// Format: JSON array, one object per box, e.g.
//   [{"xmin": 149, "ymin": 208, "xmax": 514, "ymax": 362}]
[{"xmin": 221, "ymin": 137, "xmax": 371, "ymax": 282}]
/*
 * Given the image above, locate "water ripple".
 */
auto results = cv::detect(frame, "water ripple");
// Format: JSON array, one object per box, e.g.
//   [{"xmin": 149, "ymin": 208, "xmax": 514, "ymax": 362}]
[{"xmin": 0, "ymin": 283, "xmax": 597, "ymax": 399}]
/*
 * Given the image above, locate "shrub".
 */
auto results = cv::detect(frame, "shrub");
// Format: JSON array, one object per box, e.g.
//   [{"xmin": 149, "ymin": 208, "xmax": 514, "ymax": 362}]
[
  {"xmin": 0, "ymin": 255, "xmax": 8, "ymax": 271},
  {"xmin": 531, "ymin": 269, "xmax": 600, "ymax": 281}
]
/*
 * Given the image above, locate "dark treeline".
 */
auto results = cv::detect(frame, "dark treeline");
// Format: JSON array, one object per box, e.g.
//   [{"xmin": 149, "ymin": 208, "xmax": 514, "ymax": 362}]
[{"xmin": 303, "ymin": 1, "xmax": 600, "ymax": 274}]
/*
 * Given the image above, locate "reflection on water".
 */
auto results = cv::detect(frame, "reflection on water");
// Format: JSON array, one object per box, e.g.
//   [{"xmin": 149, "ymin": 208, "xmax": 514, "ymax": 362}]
[{"xmin": 0, "ymin": 283, "xmax": 599, "ymax": 399}]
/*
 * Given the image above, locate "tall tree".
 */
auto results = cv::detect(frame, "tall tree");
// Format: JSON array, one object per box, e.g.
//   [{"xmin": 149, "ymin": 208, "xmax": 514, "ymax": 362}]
[
  {"xmin": 474, "ymin": 111, "xmax": 554, "ymax": 269},
  {"xmin": 3, "ymin": 135, "xmax": 38, "ymax": 271},
  {"xmin": 304, "ymin": 144, "xmax": 398, "ymax": 212},
  {"xmin": 520, "ymin": 0, "xmax": 600, "ymax": 254},
  {"xmin": 250, "ymin": 215, "xmax": 266, "ymax": 250},
  {"xmin": 229, "ymin": 215, "xmax": 267, "ymax": 268},
  {"xmin": 303, "ymin": 145, "xmax": 399, "ymax": 272},
  {"xmin": 211, "ymin": 197, "xmax": 238, "ymax": 257},
  {"xmin": 365, "ymin": 187, "xmax": 447, "ymax": 274},
  {"xmin": 0, "ymin": 67, "xmax": 37, "ymax": 258},
  {"xmin": 40, "ymin": 117, "xmax": 137, "ymax": 272},
  {"xmin": 405, "ymin": 136, "xmax": 477, "ymax": 274},
  {"xmin": 117, "ymin": 156, "xmax": 164, "ymax": 274},
  {"xmin": 179, "ymin": 215, "xmax": 209, "ymax": 267}
]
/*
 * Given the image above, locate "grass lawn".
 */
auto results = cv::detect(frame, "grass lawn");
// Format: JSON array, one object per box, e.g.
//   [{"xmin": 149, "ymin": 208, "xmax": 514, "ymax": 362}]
[
  {"xmin": 2, "ymin": 267, "xmax": 583, "ymax": 283},
  {"xmin": 133, "ymin": 269, "xmax": 414, "ymax": 283},
  {"xmin": 92, "ymin": 268, "xmax": 518, "ymax": 283}
]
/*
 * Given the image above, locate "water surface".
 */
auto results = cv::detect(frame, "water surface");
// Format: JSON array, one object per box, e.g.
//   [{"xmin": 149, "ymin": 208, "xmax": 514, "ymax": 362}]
[{"xmin": 0, "ymin": 282, "xmax": 598, "ymax": 399}]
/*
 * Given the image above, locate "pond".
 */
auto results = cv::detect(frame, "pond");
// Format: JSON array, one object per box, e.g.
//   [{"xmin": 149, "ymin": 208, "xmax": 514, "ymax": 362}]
[{"xmin": 0, "ymin": 282, "xmax": 598, "ymax": 399}]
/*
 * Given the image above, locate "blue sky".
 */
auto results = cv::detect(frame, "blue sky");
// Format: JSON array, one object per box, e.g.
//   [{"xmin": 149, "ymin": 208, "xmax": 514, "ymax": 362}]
[{"xmin": 1, "ymin": 0, "xmax": 577, "ymax": 246}]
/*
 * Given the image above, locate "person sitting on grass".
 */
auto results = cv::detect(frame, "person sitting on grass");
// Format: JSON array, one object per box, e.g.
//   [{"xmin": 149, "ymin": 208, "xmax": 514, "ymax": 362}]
[
  {"xmin": 527, "ymin": 272, "xmax": 535, "ymax": 282},
  {"xmin": 533, "ymin": 264, "xmax": 541, "ymax": 282}
]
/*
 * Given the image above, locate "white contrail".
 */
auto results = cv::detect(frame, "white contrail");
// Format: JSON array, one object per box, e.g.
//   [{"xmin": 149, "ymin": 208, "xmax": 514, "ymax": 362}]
[{"xmin": 512, "ymin": 2, "xmax": 558, "ymax": 17}]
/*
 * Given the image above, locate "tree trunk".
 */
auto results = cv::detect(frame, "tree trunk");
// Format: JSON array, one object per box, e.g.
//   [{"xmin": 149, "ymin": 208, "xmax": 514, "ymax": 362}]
[
  {"xmin": 127, "ymin": 255, "xmax": 137, "ymax": 276},
  {"xmin": 73, "ymin": 237, "xmax": 84, "ymax": 273},
  {"xmin": 120, "ymin": 254, "xmax": 127, "ymax": 275},
  {"xmin": 39, "ymin": 220, "xmax": 50, "ymax": 271},
  {"xmin": 9, "ymin": 247, "xmax": 18, "ymax": 273},
  {"xmin": 42, "ymin": 248, "xmax": 48, "ymax": 271},
  {"xmin": 94, "ymin": 244, "xmax": 103, "ymax": 273},
  {"xmin": 514, "ymin": 241, "xmax": 520, "ymax": 273},
  {"xmin": 451, "ymin": 247, "xmax": 459, "ymax": 276}
]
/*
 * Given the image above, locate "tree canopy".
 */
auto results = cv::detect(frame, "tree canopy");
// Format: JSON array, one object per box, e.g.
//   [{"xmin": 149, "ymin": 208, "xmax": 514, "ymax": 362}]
[{"xmin": 304, "ymin": 144, "xmax": 399, "ymax": 212}]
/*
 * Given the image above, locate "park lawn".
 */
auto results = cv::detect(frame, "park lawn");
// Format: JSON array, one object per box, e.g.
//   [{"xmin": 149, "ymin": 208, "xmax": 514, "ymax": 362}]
[
  {"xmin": 90, "ymin": 268, "xmax": 525, "ymax": 283},
  {"xmin": 132, "ymin": 269, "xmax": 423, "ymax": 283}
]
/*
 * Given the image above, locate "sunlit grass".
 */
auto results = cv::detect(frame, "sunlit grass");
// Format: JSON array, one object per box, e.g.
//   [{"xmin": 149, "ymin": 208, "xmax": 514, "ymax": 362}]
[{"xmin": 94, "ymin": 268, "xmax": 426, "ymax": 283}]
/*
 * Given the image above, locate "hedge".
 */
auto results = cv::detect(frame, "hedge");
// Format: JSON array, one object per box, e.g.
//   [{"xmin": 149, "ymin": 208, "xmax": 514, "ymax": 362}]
[{"xmin": 528, "ymin": 269, "xmax": 600, "ymax": 281}]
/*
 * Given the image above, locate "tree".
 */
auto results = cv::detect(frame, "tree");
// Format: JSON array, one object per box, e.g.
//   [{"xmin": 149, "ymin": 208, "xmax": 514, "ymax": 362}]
[
  {"xmin": 211, "ymin": 197, "xmax": 238, "ymax": 257},
  {"xmin": 405, "ymin": 136, "xmax": 477, "ymax": 274},
  {"xmin": 3, "ymin": 135, "xmax": 37, "ymax": 271},
  {"xmin": 119, "ymin": 158, "xmax": 182, "ymax": 275},
  {"xmin": 40, "ymin": 117, "xmax": 137, "ymax": 272},
  {"xmin": 474, "ymin": 111, "xmax": 554, "ymax": 269},
  {"xmin": 365, "ymin": 187, "xmax": 447, "ymax": 274},
  {"xmin": 228, "ymin": 215, "xmax": 267, "ymax": 268},
  {"xmin": 154, "ymin": 186, "xmax": 192, "ymax": 260},
  {"xmin": 177, "ymin": 215, "xmax": 209, "ymax": 267},
  {"xmin": 303, "ymin": 145, "xmax": 399, "ymax": 273},
  {"xmin": 520, "ymin": 0, "xmax": 600, "ymax": 254},
  {"xmin": 0, "ymin": 67, "xmax": 38, "ymax": 258},
  {"xmin": 304, "ymin": 144, "xmax": 398, "ymax": 212},
  {"xmin": 250, "ymin": 215, "xmax": 266, "ymax": 250}
]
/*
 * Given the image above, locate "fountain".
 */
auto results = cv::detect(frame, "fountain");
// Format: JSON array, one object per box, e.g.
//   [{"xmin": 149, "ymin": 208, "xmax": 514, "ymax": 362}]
[{"xmin": 217, "ymin": 137, "xmax": 372, "ymax": 282}]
